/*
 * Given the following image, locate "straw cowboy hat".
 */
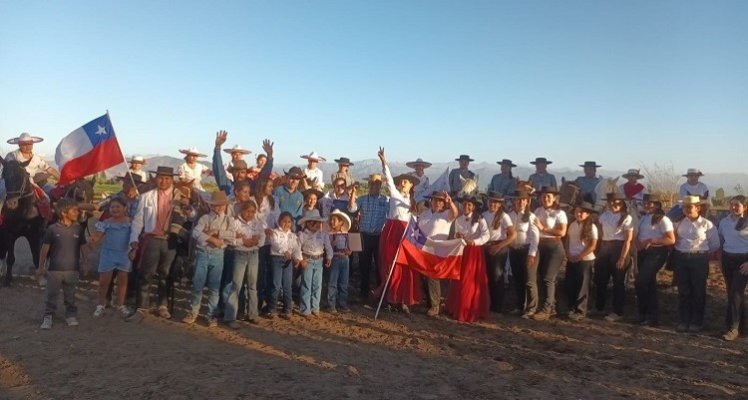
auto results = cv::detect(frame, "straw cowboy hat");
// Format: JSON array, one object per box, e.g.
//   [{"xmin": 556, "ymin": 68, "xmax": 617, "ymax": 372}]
[
  {"xmin": 455, "ymin": 154, "xmax": 474, "ymax": 162},
  {"xmin": 530, "ymin": 157, "xmax": 552, "ymax": 165},
  {"xmin": 129, "ymin": 155, "xmax": 145, "ymax": 165},
  {"xmin": 179, "ymin": 147, "xmax": 207, "ymax": 157},
  {"xmin": 497, "ymin": 159, "xmax": 517, "ymax": 167},
  {"xmin": 205, "ymin": 191, "xmax": 230, "ymax": 206},
  {"xmin": 283, "ymin": 166, "xmax": 305, "ymax": 179},
  {"xmin": 223, "ymin": 145, "xmax": 251, "ymax": 155},
  {"xmin": 334, "ymin": 157, "xmax": 354, "ymax": 166},
  {"xmin": 150, "ymin": 166, "xmax": 179, "ymax": 176},
  {"xmin": 298, "ymin": 209, "xmax": 325, "ymax": 226},
  {"xmin": 680, "ymin": 195, "xmax": 707, "ymax": 206},
  {"xmin": 300, "ymin": 152, "xmax": 326, "ymax": 162},
  {"xmin": 406, "ymin": 158, "xmax": 432, "ymax": 169},
  {"xmin": 227, "ymin": 160, "xmax": 249, "ymax": 172},
  {"xmin": 394, "ymin": 173, "xmax": 420, "ymax": 187},
  {"xmin": 622, "ymin": 169, "xmax": 644, "ymax": 179},
  {"xmin": 579, "ymin": 161, "xmax": 602, "ymax": 168},
  {"xmin": 575, "ymin": 201, "xmax": 598, "ymax": 214},
  {"xmin": 368, "ymin": 173, "xmax": 382, "ymax": 183},
  {"xmin": 683, "ymin": 168, "xmax": 704, "ymax": 177},
  {"xmin": 328, "ymin": 209, "xmax": 352, "ymax": 232},
  {"xmin": 7, "ymin": 132, "xmax": 43, "ymax": 145}
]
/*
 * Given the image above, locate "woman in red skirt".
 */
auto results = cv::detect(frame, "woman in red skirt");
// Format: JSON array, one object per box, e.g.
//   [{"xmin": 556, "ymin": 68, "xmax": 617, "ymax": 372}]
[
  {"xmin": 374, "ymin": 147, "xmax": 421, "ymax": 313},
  {"xmin": 447, "ymin": 195, "xmax": 491, "ymax": 322}
]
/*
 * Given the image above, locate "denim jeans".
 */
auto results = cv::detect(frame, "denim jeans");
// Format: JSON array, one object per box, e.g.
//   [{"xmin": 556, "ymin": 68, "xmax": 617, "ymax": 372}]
[
  {"xmin": 270, "ymin": 256, "xmax": 294, "ymax": 314},
  {"xmin": 300, "ymin": 257, "xmax": 324, "ymax": 314},
  {"xmin": 44, "ymin": 270, "xmax": 79, "ymax": 317},
  {"xmin": 328, "ymin": 256, "xmax": 350, "ymax": 309},
  {"xmin": 223, "ymin": 248, "xmax": 259, "ymax": 321},
  {"xmin": 190, "ymin": 249, "xmax": 224, "ymax": 317},
  {"xmin": 257, "ymin": 245, "xmax": 272, "ymax": 310}
]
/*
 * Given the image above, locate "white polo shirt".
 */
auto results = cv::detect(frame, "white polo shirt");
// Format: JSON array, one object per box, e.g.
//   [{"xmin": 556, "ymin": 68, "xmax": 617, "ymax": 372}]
[
  {"xmin": 567, "ymin": 221, "xmax": 598, "ymax": 261},
  {"xmin": 482, "ymin": 210, "xmax": 513, "ymax": 242},
  {"xmin": 638, "ymin": 214, "xmax": 674, "ymax": 242},
  {"xmin": 534, "ymin": 207, "xmax": 568, "ymax": 239},
  {"xmin": 599, "ymin": 211, "xmax": 633, "ymax": 241},
  {"xmin": 679, "ymin": 182, "xmax": 708, "ymax": 198},
  {"xmin": 674, "ymin": 216, "xmax": 719, "ymax": 253},
  {"xmin": 418, "ymin": 209, "xmax": 453, "ymax": 240},
  {"xmin": 718, "ymin": 215, "xmax": 748, "ymax": 254},
  {"xmin": 508, "ymin": 210, "xmax": 539, "ymax": 256}
]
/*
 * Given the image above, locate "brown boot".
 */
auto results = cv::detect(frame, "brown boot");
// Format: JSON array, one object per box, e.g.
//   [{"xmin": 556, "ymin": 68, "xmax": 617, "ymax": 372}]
[{"xmin": 426, "ymin": 306, "xmax": 439, "ymax": 317}]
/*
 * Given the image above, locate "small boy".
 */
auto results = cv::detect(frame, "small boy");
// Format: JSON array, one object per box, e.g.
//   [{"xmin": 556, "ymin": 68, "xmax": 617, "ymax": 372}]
[
  {"xmin": 38, "ymin": 199, "xmax": 87, "ymax": 329},
  {"xmin": 297, "ymin": 210, "xmax": 333, "ymax": 317},
  {"xmin": 328, "ymin": 209, "xmax": 353, "ymax": 313}
]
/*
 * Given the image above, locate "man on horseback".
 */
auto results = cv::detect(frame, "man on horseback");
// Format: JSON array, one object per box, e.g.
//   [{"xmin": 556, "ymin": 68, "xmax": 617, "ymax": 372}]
[
  {"xmin": 574, "ymin": 161, "xmax": 602, "ymax": 204},
  {"xmin": 449, "ymin": 155, "xmax": 476, "ymax": 198},
  {"xmin": 4, "ymin": 132, "xmax": 60, "ymax": 179}
]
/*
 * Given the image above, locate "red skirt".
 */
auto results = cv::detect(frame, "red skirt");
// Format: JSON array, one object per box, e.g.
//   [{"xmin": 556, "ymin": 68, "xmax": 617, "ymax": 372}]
[
  {"xmin": 446, "ymin": 245, "xmax": 489, "ymax": 322},
  {"xmin": 374, "ymin": 219, "xmax": 422, "ymax": 305}
]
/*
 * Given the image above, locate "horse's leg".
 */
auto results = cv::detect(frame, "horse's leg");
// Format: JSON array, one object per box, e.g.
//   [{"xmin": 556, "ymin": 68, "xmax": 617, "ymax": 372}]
[{"xmin": 3, "ymin": 236, "xmax": 16, "ymax": 286}]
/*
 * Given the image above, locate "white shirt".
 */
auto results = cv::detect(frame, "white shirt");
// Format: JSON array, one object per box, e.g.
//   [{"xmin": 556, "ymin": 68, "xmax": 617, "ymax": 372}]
[
  {"xmin": 304, "ymin": 167, "xmax": 325, "ymax": 190},
  {"xmin": 5, "ymin": 150, "xmax": 51, "ymax": 177},
  {"xmin": 257, "ymin": 196, "xmax": 280, "ymax": 245},
  {"xmin": 178, "ymin": 162, "xmax": 206, "ymax": 192},
  {"xmin": 383, "ymin": 164, "xmax": 412, "ymax": 222},
  {"xmin": 718, "ymin": 215, "xmax": 748, "ymax": 254},
  {"xmin": 298, "ymin": 229, "xmax": 333, "ymax": 261},
  {"xmin": 192, "ymin": 211, "xmax": 235, "ymax": 251},
  {"xmin": 453, "ymin": 213, "xmax": 490, "ymax": 246},
  {"xmin": 567, "ymin": 221, "xmax": 598, "ymax": 261},
  {"xmin": 638, "ymin": 214, "xmax": 674, "ymax": 243},
  {"xmin": 674, "ymin": 216, "xmax": 720, "ymax": 253},
  {"xmin": 679, "ymin": 182, "xmax": 708, "ymax": 198},
  {"xmin": 230, "ymin": 215, "xmax": 266, "ymax": 251},
  {"xmin": 410, "ymin": 172, "xmax": 430, "ymax": 201},
  {"xmin": 128, "ymin": 168, "xmax": 148, "ymax": 183},
  {"xmin": 508, "ymin": 210, "xmax": 539, "ymax": 257},
  {"xmin": 270, "ymin": 229, "xmax": 303, "ymax": 259},
  {"xmin": 534, "ymin": 207, "xmax": 568, "ymax": 239},
  {"xmin": 418, "ymin": 209, "xmax": 453, "ymax": 240},
  {"xmin": 598, "ymin": 211, "xmax": 633, "ymax": 241},
  {"xmin": 482, "ymin": 210, "xmax": 513, "ymax": 242}
]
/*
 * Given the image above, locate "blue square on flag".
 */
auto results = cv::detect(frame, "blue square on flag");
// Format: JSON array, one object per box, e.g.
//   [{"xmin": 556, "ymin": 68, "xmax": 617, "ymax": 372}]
[
  {"xmin": 407, "ymin": 217, "xmax": 427, "ymax": 246},
  {"xmin": 81, "ymin": 114, "xmax": 115, "ymax": 147}
]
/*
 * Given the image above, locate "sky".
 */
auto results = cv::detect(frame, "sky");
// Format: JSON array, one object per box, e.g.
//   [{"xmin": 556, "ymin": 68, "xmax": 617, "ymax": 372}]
[{"xmin": 1, "ymin": 0, "xmax": 747, "ymax": 174}]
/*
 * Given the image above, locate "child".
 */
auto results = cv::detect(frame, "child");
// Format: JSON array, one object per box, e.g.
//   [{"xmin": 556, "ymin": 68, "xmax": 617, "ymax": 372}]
[
  {"xmin": 297, "ymin": 210, "xmax": 333, "ymax": 317},
  {"xmin": 37, "ymin": 199, "xmax": 87, "ymax": 329},
  {"xmin": 565, "ymin": 202, "xmax": 599, "ymax": 321},
  {"xmin": 268, "ymin": 212, "xmax": 302, "ymax": 319},
  {"xmin": 328, "ymin": 209, "xmax": 353, "ymax": 313},
  {"xmin": 183, "ymin": 191, "xmax": 233, "ymax": 327},
  {"xmin": 87, "ymin": 198, "xmax": 133, "ymax": 318}
]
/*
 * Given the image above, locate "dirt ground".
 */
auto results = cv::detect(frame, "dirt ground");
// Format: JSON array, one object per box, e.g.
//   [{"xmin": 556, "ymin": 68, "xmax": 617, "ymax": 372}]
[{"xmin": 1, "ymin": 238, "xmax": 747, "ymax": 400}]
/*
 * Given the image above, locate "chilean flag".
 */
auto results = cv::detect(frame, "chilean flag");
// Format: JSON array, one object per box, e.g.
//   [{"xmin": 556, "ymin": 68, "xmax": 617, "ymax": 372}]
[
  {"xmin": 55, "ymin": 114, "xmax": 125, "ymax": 185},
  {"xmin": 396, "ymin": 216, "xmax": 465, "ymax": 280}
]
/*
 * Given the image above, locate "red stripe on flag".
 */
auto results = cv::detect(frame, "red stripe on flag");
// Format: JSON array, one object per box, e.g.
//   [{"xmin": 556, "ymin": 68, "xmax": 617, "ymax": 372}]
[
  {"xmin": 58, "ymin": 137, "xmax": 124, "ymax": 185},
  {"xmin": 397, "ymin": 240, "xmax": 462, "ymax": 280}
]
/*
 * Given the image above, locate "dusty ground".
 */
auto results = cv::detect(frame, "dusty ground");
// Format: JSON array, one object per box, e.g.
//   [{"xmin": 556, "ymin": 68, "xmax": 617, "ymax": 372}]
[{"xmin": 1, "ymin": 238, "xmax": 747, "ymax": 400}]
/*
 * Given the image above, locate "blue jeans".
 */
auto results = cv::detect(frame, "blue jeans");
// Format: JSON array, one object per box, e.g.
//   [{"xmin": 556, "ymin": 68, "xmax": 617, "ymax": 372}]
[
  {"xmin": 190, "ymin": 249, "xmax": 224, "ymax": 317},
  {"xmin": 223, "ymin": 249, "xmax": 259, "ymax": 321},
  {"xmin": 257, "ymin": 245, "xmax": 272, "ymax": 310},
  {"xmin": 300, "ymin": 258, "xmax": 324, "ymax": 314},
  {"xmin": 328, "ymin": 256, "xmax": 350, "ymax": 309},
  {"xmin": 270, "ymin": 256, "xmax": 294, "ymax": 314}
]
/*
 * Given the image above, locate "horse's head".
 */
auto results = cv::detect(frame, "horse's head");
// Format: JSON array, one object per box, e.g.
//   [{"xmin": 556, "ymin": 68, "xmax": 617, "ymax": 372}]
[
  {"xmin": 515, "ymin": 179, "xmax": 536, "ymax": 196},
  {"xmin": 594, "ymin": 176, "xmax": 621, "ymax": 209},
  {"xmin": 1, "ymin": 160, "xmax": 33, "ymax": 211},
  {"xmin": 459, "ymin": 175, "xmax": 479, "ymax": 197}
]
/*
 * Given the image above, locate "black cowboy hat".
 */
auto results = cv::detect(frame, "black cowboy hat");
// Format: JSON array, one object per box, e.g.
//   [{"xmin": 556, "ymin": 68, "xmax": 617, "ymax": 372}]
[
  {"xmin": 227, "ymin": 160, "xmax": 249, "ymax": 172},
  {"xmin": 302, "ymin": 188, "xmax": 325, "ymax": 200},
  {"xmin": 333, "ymin": 157, "xmax": 354, "ymax": 166},
  {"xmin": 455, "ymin": 154, "xmax": 474, "ymax": 162},
  {"xmin": 460, "ymin": 195, "xmax": 483, "ymax": 207},
  {"xmin": 283, "ymin": 166, "xmax": 305, "ymax": 179},
  {"xmin": 485, "ymin": 191, "xmax": 505, "ymax": 202},
  {"xmin": 425, "ymin": 190, "xmax": 448, "ymax": 201},
  {"xmin": 579, "ymin": 161, "xmax": 602, "ymax": 168},
  {"xmin": 575, "ymin": 201, "xmax": 598, "ymax": 214},
  {"xmin": 530, "ymin": 157, "xmax": 552, "ymax": 165},
  {"xmin": 539, "ymin": 185, "xmax": 559, "ymax": 195},
  {"xmin": 643, "ymin": 193, "xmax": 662, "ymax": 203},
  {"xmin": 394, "ymin": 173, "xmax": 420, "ymax": 187},
  {"xmin": 149, "ymin": 166, "xmax": 179, "ymax": 176},
  {"xmin": 606, "ymin": 192, "xmax": 626, "ymax": 201},
  {"xmin": 511, "ymin": 189, "xmax": 534, "ymax": 199},
  {"xmin": 117, "ymin": 172, "xmax": 145, "ymax": 185},
  {"xmin": 497, "ymin": 159, "xmax": 517, "ymax": 167}
]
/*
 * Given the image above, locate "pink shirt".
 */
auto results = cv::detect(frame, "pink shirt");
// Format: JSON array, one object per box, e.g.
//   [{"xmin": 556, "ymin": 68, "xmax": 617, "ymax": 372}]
[{"xmin": 152, "ymin": 188, "xmax": 173, "ymax": 236}]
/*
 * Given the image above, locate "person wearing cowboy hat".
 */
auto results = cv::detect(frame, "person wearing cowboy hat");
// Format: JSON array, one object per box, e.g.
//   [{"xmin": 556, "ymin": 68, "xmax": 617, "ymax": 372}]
[
  {"xmin": 127, "ymin": 165, "xmax": 196, "ymax": 322},
  {"xmin": 297, "ymin": 209, "xmax": 333, "ymax": 317},
  {"xmin": 488, "ymin": 159, "xmax": 518, "ymax": 198},
  {"xmin": 5, "ymin": 132, "xmax": 60, "ymax": 179},
  {"xmin": 482, "ymin": 191, "xmax": 517, "ymax": 314},
  {"xmin": 679, "ymin": 168, "xmax": 709, "ymax": 200},
  {"xmin": 273, "ymin": 166, "xmax": 306, "ymax": 225},
  {"xmin": 620, "ymin": 169, "xmax": 647, "ymax": 209},
  {"xmin": 330, "ymin": 157, "xmax": 355, "ymax": 188},
  {"xmin": 418, "ymin": 190, "xmax": 458, "ymax": 317},
  {"xmin": 507, "ymin": 188, "xmax": 540, "ymax": 317},
  {"xmin": 177, "ymin": 146, "xmax": 208, "ymax": 192},
  {"xmin": 672, "ymin": 195, "xmax": 720, "ymax": 333},
  {"xmin": 406, "ymin": 158, "xmax": 432, "ymax": 201},
  {"xmin": 128, "ymin": 155, "xmax": 148, "ymax": 183},
  {"xmin": 718, "ymin": 195, "xmax": 748, "ymax": 341},
  {"xmin": 449, "ymin": 155, "xmax": 476, "ymax": 197},
  {"xmin": 299, "ymin": 188, "xmax": 326, "ymax": 229},
  {"xmin": 183, "ymin": 190, "xmax": 235, "ymax": 327},
  {"xmin": 565, "ymin": 201, "xmax": 599, "ymax": 321},
  {"xmin": 328, "ymin": 209, "xmax": 353, "ymax": 313},
  {"xmin": 528, "ymin": 157, "xmax": 557, "ymax": 193},
  {"xmin": 320, "ymin": 176, "xmax": 357, "ymax": 220},
  {"xmin": 213, "ymin": 130, "xmax": 275, "ymax": 195},
  {"xmin": 300, "ymin": 152, "xmax": 326, "ymax": 191},
  {"xmin": 350, "ymin": 171, "xmax": 389, "ymax": 301},
  {"xmin": 574, "ymin": 161, "xmax": 602, "ymax": 204},
  {"xmin": 223, "ymin": 144, "xmax": 252, "ymax": 182},
  {"xmin": 98, "ymin": 172, "xmax": 146, "ymax": 219}
]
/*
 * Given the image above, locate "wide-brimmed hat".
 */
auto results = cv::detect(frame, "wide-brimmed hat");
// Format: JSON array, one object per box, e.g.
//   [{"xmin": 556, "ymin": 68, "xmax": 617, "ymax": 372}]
[
  {"xmin": 130, "ymin": 155, "xmax": 145, "ymax": 164},
  {"xmin": 302, "ymin": 188, "xmax": 325, "ymax": 200},
  {"xmin": 299, "ymin": 209, "xmax": 325, "ymax": 225},
  {"xmin": 328, "ymin": 209, "xmax": 352, "ymax": 232},
  {"xmin": 150, "ymin": 166, "xmax": 179, "ymax": 176},
  {"xmin": 683, "ymin": 168, "xmax": 704, "ymax": 177},
  {"xmin": 579, "ymin": 161, "xmax": 602, "ymax": 168},
  {"xmin": 497, "ymin": 159, "xmax": 517, "ymax": 167},
  {"xmin": 511, "ymin": 189, "xmax": 534, "ymax": 199},
  {"xmin": 425, "ymin": 190, "xmax": 448, "ymax": 201},
  {"xmin": 283, "ymin": 167, "xmax": 305, "ymax": 179},
  {"xmin": 223, "ymin": 144, "xmax": 251, "ymax": 155},
  {"xmin": 539, "ymin": 185, "xmax": 560, "ymax": 195},
  {"xmin": 32, "ymin": 172, "xmax": 50, "ymax": 184},
  {"xmin": 530, "ymin": 157, "xmax": 552, "ymax": 165},
  {"xmin": 406, "ymin": 158, "xmax": 432, "ymax": 169},
  {"xmin": 394, "ymin": 173, "xmax": 420, "ymax": 187},
  {"xmin": 460, "ymin": 195, "xmax": 483, "ymax": 207},
  {"xmin": 643, "ymin": 193, "xmax": 662, "ymax": 203},
  {"xmin": 334, "ymin": 157, "xmax": 354, "ymax": 166},
  {"xmin": 575, "ymin": 201, "xmax": 598, "ymax": 214},
  {"xmin": 205, "ymin": 191, "xmax": 230, "ymax": 206},
  {"xmin": 681, "ymin": 195, "xmax": 706, "ymax": 206},
  {"xmin": 117, "ymin": 172, "xmax": 145, "ymax": 185},
  {"xmin": 7, "ymin": 132, "xmax": 43, "ymax": 145},
  {"xmin": 606, "ymin": 192, "xmax": 626, "ymax": 201},
  {"xmin": 227, "ymin": 160, "xmax": 249, "ymax": 172},
  {"xmin": 622, "ymin": 169, "xmax": 644, "ymax": 179},
  {"xmin": 455, "ymin": 154, "xmax": 474, "ymax": 162},
  {"xmin": 301, "ymin": 152, "xmax": 326, "ymax": 162},
  {"xmin": 368, "ymin": 173, "xmax": 382, "ymax": 183},
  {"xmin": 485, "ymin": 191, "xmax": 505, "ymax": 202},
  {"xmin": 179, "ymin": 147, "xmax": 207, "ymax": 157}
]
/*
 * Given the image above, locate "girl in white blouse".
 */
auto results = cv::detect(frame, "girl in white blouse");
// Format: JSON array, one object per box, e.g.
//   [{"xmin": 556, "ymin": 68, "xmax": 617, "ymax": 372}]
[
  {"xmin": 481, "ymin": 192, "xmax": 516, "ymax": 313},
  {"xmin": 254, "ymin": 177, "xmax": 280, "ymax": 312},
  {"xmin": 178, "ymin": 147, "xmax": 208, "ymax": 192},
  {"xmin": 268, "ymin": 212, "xmax": 303, "ymax": 319},
  {"xmin": 565, "ymin": 202, "xmax": 599, "ymax": 321},
  {"xmin": 595, "ymin": 192, "xmax": 634, "ymax": 322},
  {"xmin": 508, "ymin": 189, "xmax": 540, "ymax": 317},
  {"xmin": 718, "ymin": 195, "xmax": 748, "ymax": 340},
  {"xmin": 635, "ymin": 194, "xmax": 674, "ymax": 326},
  {"xmin": 531, "ymin": 186, "xmax": 568, "ymax": 320}
]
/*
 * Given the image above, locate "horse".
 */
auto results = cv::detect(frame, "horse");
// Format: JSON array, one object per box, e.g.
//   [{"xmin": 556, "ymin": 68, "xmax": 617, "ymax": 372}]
[{"xmin": 0, "ymin": 157, "xmax": 47, "ymax": 286}]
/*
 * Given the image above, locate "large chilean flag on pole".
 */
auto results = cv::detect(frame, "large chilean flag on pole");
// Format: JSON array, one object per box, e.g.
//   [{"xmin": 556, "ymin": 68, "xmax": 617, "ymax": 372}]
[
  {"xmin": 396, "ymin": 216, "xmax": 465, "ymax": 280},
  {"xmin": 55, "ymin": 114, "xmax": 125, "ymax": 185}
]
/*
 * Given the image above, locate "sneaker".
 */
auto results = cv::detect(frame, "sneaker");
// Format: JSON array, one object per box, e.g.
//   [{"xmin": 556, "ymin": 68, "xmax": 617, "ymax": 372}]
[
  {"xmin": 604, "ymin": 313, "xmax": 623, "ymax": 323},
  {"xmin": 401, "ymin": 304, "xmax": 410, "ymax": 314},
  {"xmin": 157, "ymin": 306, "xmax": 172, "ymax": 319},
  {"xmin": 65, "ymin": 317, "xmax": 79, "ymax": 326},
  {"xmin": 248, "ymin": 318, "xmax": 260, "ymax": 325},
  {"xmin": 117, "ymin": 305, "xmax": 132, "ymax": 317},
  {"xmin": 311, "ymin": 311, "xmax": 320, "ymax": 317},
  {"xmin": 675, "ymin": 323, "xmax": 689, "ymax": 333},
  {"xmin": 125, "ymin": 308, "xmax": 147, "ymax": 322},
  {"xmin": 521, "ymin": 310, "xmax": 536, "ymax": 319},
  {"xmin": 40, "ymin": 315, "xmax": 53, "ymax": 330},
  {"xmin": 93, "ymin": 305, "xmax": 105, "ymax": 318},
  {"xmin": 531, "ymin": 307, "xmax": 555, "ymax": 321},
  {"xmin": 722, "ymin": 329, "xmax": 739, "ymax": 341},
  {"xmin": 182, "ymin": 313, "xmax": 197, "ymax": 325},
  {"xmin": 568, "ymin": 311, "xmax": 585, "ymax": 322},
  {"xmin": 426, "ymin": 306, "xmax": 440, "ymax": 317},
  {"xmin": 208, "ymin": 317, "xmax": 218, "ymax": 328},
  {"xmin": 688, "ymin": 325, "xmax": 703, "ymax": 333}
]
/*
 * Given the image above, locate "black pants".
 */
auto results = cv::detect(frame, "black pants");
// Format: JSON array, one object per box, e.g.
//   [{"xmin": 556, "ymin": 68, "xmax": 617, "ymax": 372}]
[
  {"xmin": 257, "ymin": 244, "xmax": 272, "ymax": 311},
  {"xmin": 673, "ymin": 251, "xmax": 709, "ymax": 327},
  {"xmin": 594, "ymin": 240, "xmax": 628, "ymax": 315},
  {"xmin": 135, "ymin": 237, "xmax": 177, "ymax": 310},
  {"xmin": 565, "ymin": 259, "xmax": 593, "ymax": 314},
  {"xmin": 723, "ymin": 251, "xmax": 748, "ymax": 332},
  {"xmin": 635, "ymin": 247, "xmax": 669, "ymax": 323},
  {"xmin": 485, "ymin": 246, "xmax": 509, "ymax": 313},
  {"xmin": 359, "ymin": 233, "xmax": 381, "ymax": 298},
  {"xmin": 509, "ymin": 246, "xmax": 532, "ymax": 312},
  {"xmin": 531, "ymin": 239, "xmax": 565, "ymax": 311}
]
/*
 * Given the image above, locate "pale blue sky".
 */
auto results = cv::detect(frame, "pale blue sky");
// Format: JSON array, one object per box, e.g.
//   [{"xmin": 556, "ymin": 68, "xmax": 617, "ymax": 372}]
[{"xmin": 1, "ymin": 0, "xmax": 746, "ymax": 173}]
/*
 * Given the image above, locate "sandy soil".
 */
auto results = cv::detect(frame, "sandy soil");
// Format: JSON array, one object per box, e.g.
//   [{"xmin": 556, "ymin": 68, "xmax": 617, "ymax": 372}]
[{"xmin": 1, "ymin": 238, "xmax": 747, "ymax": 400}]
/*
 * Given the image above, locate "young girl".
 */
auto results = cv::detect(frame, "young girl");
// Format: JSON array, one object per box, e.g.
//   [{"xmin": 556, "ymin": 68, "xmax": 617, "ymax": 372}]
[
  {"xmin": 88, "ymin": 198, "xmax": 133, "ymax": 318},
  {"xmin": 481, "ymin": 192, "xmax": 516, "ymax": 314},
  {"xmin": 595, "ymin": 192, "xmax": 634, "ymax": 322},
  {"xmin": 328, "ymin": 210, "xmax": 353, "ymax": 313},
  {"xmin": 447, "ymin": 196, "xmax": 490, "ymax": 322},
  {"xmin": 635, "ymin": 194, "xmax": 674, "ymax": 326},
  {"xmin": 178, "ymin": 147, "xmax": 208, "ymax": 192},
  {"xmin": 565, "ymin": 202, "xmax": 599, "ymax": 321},
  {"xmin": 532, "ymin": 186, "xmax": 568, "ymax": 321},
  {"xmin": 507, "ymin": 189, "xmax": 539, "ymax": 318},
  {"xmin": 720, "ymin": 195, "xmax": 748, "ymax": 340},
  {"xmin": 255, "ymin": 177, "xmax": 280, "ymax": 312},
  {"xmin": 268, "ymin": 212, "xmax": 302, "ymax": 319},
  {"xmin": 297, "ymin": 210, "xmax": 333, "ymax": 317}
]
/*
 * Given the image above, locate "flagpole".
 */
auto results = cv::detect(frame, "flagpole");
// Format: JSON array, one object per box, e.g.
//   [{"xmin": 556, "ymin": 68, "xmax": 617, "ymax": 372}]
[
  {"xmin": 374, "ymin": 218, "xmax": 412, "ymax": 320},
  {"xmin": 106, "ymin": 110, "xmax": 140, "ymax": 196}
]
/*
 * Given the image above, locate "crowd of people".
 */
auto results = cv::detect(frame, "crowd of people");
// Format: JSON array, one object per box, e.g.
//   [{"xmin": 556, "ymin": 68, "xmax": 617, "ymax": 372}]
[{"xmin": 1, "ymin": 130, "xmax": 746, "ymax": 343}]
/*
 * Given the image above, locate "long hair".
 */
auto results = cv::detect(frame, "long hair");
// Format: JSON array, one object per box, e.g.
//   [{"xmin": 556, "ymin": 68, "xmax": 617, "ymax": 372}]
[
  {"xmin": 580, "ymin": 213, "xmax": 598, "ymax": 243},
  {"xmin": 254, "ymin": 177, "xmax": 275, "ymax": 210},
  {"xmin": 650, "ymin": 202, "xmax": 665, "ymax": 226},
  {"xmin": 733, "ymin": 195, "xmax": 747, "ymax": 230},
  {"xmin": 491, "ymin": 204, "xmax": 505, "ymax": 230},
  {"xmin": 616, "ymin": 201, "xmax": 629, "ymax": 228}
]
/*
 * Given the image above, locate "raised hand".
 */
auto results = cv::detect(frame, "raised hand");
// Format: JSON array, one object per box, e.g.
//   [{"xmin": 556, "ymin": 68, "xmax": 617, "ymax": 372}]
[
  {"xmin": 262, "ymin": 139, "xmax": 274, "ymax": 158},
  {"xmin": 215, "ymin": 130, "xmax": 228, "ymax": 148},
  {"xmin": 378, "ymin": 147, "xmax": 386, "ymax": 165}
]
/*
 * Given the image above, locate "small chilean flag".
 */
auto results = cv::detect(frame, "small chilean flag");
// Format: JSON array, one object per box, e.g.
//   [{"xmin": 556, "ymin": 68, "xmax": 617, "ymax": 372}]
[
  {"xmin": 55, "ymin": 114, "xmax": 125, "ymax": 185},
  {"xmin": 396, "ymin": 216, "xmax": 465, "ymax": 280}
]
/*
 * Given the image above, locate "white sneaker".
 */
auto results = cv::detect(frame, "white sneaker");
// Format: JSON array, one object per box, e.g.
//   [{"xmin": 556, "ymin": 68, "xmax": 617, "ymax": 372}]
[
  {"xmin": 65, "ymin": 317, "xmax": 79, "ymax": 326},
  {"xmin": 604, "ymin": 313, "xmax": 623, "ymax": 322},
  {"xmin": 38, "ymin": 276, "xmax": 47, "ymax": 287},
  {"xmin": 40, "ymin": 315, "xmax": 53, "ymax": 330},
  {"xmin": 93, "ymin": 305, "xmax": 105, "ymax": 318},
  {"xmin": 117, "ymin": 305, "xmax": 132, "ymax": 317}
]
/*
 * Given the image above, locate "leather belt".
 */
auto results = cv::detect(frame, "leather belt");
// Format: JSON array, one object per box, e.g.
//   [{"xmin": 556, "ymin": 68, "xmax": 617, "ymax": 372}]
[{"xmin": 303, "ymin": 253, "xmax": 324, "ymax": 260}]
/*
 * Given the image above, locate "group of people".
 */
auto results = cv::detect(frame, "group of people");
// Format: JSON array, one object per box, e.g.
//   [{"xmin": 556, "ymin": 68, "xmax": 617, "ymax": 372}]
[{"xmin": 1, "ymin": 131, "xmax": 746, "ymax": 342}]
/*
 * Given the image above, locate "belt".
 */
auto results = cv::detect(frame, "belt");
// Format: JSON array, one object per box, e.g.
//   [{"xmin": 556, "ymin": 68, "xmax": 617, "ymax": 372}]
[
  {"xmin": 676, "ymin": 250, "xmax": 708, "ymax": 255},
  {"xmin": 539, "ymin": 237, "xmax": 560, "ymax": 241},
  {"xmin": 303, "ymin": 252, "xmax": 324, "ymax": 260},
  {"xmin": 333, "ymin": 252, "xmax": 349, "ymax": 257}
]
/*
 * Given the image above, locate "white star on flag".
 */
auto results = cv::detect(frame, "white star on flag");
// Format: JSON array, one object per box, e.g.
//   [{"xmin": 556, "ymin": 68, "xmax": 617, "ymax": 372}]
[{"xmin": 96, "ymin": 125, "xmax": 107, "ymax": 135}]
